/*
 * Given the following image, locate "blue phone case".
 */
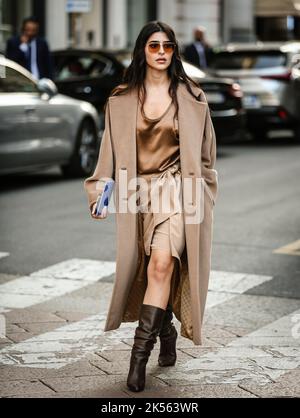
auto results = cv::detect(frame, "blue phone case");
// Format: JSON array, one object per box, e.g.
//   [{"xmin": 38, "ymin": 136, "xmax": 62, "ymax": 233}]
[{"xmin": 95, "ymin": 180, "xmax": 115, "ymax": 216}]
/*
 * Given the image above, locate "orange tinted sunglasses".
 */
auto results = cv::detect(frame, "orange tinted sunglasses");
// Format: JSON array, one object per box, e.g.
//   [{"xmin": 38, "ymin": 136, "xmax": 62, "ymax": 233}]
[{"xmin": 147, "ymin": 41, "xmax": 175, "ymax": 53}]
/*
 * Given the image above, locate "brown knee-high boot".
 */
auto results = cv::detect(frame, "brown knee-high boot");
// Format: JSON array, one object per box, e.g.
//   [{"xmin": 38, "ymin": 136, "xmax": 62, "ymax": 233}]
[
  {"xmin": 158, "ymin": 302, "xmax": 177, "ymax": 367},
  {"xmin": 126, "ymin": 303, "xmax": 166, "ymax": 392}
]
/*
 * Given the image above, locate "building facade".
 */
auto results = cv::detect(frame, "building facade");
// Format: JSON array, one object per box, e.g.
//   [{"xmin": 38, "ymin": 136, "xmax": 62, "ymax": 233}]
[
  {"xmin": 1, "ymin": 0, "xmax": 300, "ymax": 54},
  {"xmin": 44, "ymin": 0, "xmax": 222, "ymax": 50},
  {"xmin": 0, "ymin": 0, "xmax": 223, "ymax": 52}
]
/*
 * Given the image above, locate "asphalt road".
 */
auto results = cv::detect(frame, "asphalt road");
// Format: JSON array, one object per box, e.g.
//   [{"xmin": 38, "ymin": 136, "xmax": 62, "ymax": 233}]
[
  {"xmin": 0, "ymin": 136, "xmax": 299, "ymax": 398},
  {"xmin": 0, "ymin": 136, "xmax": 299, "ymax": 299}
]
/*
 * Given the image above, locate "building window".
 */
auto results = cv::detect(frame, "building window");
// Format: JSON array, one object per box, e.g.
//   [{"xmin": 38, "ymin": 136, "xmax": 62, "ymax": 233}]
[
  {"xmin": 0, "ymin": 0, "xmax": 16, "ymax": 50},
  {"xmin": 256, "ymin": 16, "xmax": 300, "ymax": 41},
  {"xmin": 127, "ymin": 0, "xmax": 157, "ymax": 48}
]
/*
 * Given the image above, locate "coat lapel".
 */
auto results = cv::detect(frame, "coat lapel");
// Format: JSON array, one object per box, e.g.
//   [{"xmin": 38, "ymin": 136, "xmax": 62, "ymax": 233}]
[{"xmin": 109, "ymin": 81, "xmax": 207, "ymax": 184}]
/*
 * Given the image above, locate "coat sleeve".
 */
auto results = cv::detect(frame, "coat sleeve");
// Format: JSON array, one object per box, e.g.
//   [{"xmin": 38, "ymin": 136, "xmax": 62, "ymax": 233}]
[
  {"xmin": 83, "ymin": 99, "xmax": 115, "ymax": 213},
  {"xmin": 199, "ymin": 89, "xmax": 218, "ymax": 205}
]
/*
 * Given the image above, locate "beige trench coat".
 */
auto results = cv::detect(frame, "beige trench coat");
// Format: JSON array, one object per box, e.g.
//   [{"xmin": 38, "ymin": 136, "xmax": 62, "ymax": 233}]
[{"xmin": 83, "ymin": 81, "xmax": 218, "ymax": 345}]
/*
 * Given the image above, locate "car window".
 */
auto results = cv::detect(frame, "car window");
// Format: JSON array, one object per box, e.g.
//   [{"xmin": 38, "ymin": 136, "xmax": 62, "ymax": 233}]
[
  {"xmin": 0, "ymin": 65, "xmax": 38, "ymax": 93},
  {"xmin": 54, "ymin": 55, "xmax": 112, "ymax": 80},
  {"xmin": 114, "ymin": 51, "xmax": 132, "ymax": 67},
  {"xmin": 210, "ymin": 51, "xmax": 287, "ymax": 69}
]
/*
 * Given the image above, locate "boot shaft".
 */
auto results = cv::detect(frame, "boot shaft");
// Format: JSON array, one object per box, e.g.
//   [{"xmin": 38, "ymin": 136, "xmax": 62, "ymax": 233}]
[{"xmin": 127, "ymin": 303, "xmax": 166, "ymax": 392}]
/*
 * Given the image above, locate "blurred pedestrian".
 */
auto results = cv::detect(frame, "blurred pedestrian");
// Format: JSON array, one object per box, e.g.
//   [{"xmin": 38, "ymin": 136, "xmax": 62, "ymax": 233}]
[
  {"xmin": 5, "ymin": 16, "xmax": 53, "ymax": 80},
  {"xmin": 183, "ymin": 25, "xmax": 214, "ymax": 69}
]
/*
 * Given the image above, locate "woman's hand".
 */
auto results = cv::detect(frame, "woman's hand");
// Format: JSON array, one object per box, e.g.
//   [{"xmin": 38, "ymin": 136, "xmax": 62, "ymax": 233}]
[{"xmin": 91, "ymin": 202, "xmax": 108, "ymax": 219}]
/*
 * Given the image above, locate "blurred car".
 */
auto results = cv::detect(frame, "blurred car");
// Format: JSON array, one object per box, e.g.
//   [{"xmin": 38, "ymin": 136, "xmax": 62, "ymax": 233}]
[
  {"xmin": 291, "ymin": 66, "xmax": 300, "ymax": 139},
  {"xmin": 115, "ymin": 49, "xmax": 246, "ymax": 143},
  {"xmin": 52, "ymin": 49, "xmax": 125, "ymax": 113},
  {"xmin": 0, "ymin": 56, "xmax": 100, "ymax": 177},
  {"xmin": 52, "ymin": 48, "xmax": 246, "ymax": 142},
  {"xmin": 208, "ymin": 41, "xmax": 300, "ymax": 139}
]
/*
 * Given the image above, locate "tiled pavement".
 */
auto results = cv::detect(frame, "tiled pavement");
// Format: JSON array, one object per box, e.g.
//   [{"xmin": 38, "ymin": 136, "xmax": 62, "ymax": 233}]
[{"xmin": 0, "ymin": 258, "xmax": 299, "ymax": 398}]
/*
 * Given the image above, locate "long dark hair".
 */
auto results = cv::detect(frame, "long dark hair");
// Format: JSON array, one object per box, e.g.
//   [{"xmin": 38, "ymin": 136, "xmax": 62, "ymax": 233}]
[{"xmin": 107, "ymin": 21, "xmax": 201, "ymax": 120}]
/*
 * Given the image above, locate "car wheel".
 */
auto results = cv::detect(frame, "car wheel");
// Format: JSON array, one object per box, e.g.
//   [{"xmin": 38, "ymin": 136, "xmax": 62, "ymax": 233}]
[{"xmin": 61, "ymin": 118, "xmax": 99, "ymax": 178}]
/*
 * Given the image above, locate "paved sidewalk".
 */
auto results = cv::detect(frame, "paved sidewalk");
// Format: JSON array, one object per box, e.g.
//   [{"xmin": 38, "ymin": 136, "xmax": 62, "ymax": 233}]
[{"xmin": 0, "ymin": 259, "xmax": 299, "ymax": 398}]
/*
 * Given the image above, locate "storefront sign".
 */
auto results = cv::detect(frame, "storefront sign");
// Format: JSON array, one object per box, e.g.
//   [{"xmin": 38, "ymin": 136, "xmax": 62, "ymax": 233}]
[{"xmin": 66, "ymin": 0, "xmax": 92, "ymax": 13}]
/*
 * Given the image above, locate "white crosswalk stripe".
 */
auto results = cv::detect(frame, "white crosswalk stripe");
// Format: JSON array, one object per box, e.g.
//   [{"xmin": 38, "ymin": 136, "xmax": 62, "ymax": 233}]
[
  {"xmin": 156, "ymin": 309, "xmax": 300, "ymax": 385},
  {"xmin": 0, "ymin": 264, "xmax": 274, "ymax": 369},
  {"xmin": 0, "ymin": 314, "xmax": 111, "ymax": 368},
  {"xmin": 0, "ymin": 258, "xmax": 115, "ymax": 310},
  {"xmin": 207, "ymin": 270, "xmax": 273, "ymax": 308},
  {"xmin": 0, "ymin": 252, "xmax": 9, "ymax": 260},
  {"xmin": 0, "ymin": 259, "xmax": 273, "ymax": 312}
]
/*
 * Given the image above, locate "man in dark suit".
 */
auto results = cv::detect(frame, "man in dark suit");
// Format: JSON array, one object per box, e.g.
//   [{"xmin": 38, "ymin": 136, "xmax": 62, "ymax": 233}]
[
  {"xmin": 5, "ymin": 16, "xmax": 53, "ymax": 80},
  {"xmin": 182, "ymin": 26, "xmax": 214, "ymax": 70}
]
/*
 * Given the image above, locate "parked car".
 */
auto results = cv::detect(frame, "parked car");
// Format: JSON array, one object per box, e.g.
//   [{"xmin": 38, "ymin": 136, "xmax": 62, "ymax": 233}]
[
  {"xmin": 52, "ymin": 49, "xmax": 125, "ymax": 113},
  {"xmin": 52, "ymin": 48, "xmax": 246, "ymax": 142},
  {"xmin": 114, "ymin": 49, "xmax": 246, "ymax": 143},
  {"xmin": 208, "ymin": 41, "xmax": 300, "ymax": 139},
  {"xmin": 290, "ymin": 63, "xmax": 300, "ymax": 139},
  {"xmin": 0, "ymin": 56, "xmax": 100, "ymax": 177}
]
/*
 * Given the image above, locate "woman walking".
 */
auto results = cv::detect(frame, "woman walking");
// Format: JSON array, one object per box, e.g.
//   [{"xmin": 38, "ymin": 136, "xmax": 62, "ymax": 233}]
[{"xmin": 84, "ymin": 21, "xmax": 218, "ymax": 392}]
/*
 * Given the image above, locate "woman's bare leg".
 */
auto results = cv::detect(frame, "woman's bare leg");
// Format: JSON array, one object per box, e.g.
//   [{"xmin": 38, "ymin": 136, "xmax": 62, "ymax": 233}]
[{"xmin": 143, "ymin": 248, "xmax": 175, "ymax": 309}]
